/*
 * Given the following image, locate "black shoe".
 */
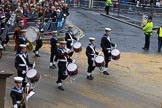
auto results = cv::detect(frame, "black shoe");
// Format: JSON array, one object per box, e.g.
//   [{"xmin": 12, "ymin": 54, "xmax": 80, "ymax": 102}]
[
  {"xmin": 142, "ymin": 47, "xmax": 149, "ymax": 51},
  {"xmin": 35, "ymin": 54, "xmax": 40, "ymax": 57},
  {"xmin": 58, "ymin": 86, "xmax": 64, "ymax": 91},
  {"xmin": 103, "ymin": 71, "xmax": 110, "ymax": 75},
  {"xmin": 142, "ymin": 47, "xmax": 146, "ymax": 50},
  {"xmin": 53, "ymin": 64, "xmax": 57, "ymax": 68},
  {"xmin": 87, "ymin": 75, "xmax": 94, "ymax": 80},
  {"xmin": 33, "ymin": 50, "xmax": 35, "ymax": 53},
  {"xmin": 49, "ymin": 66, "xmax": 56, "ymax": 69}
]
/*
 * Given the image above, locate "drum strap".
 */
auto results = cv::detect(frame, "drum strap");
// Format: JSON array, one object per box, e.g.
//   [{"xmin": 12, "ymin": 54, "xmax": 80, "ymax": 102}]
[
  {"xmin": 19, "ymin": 55, "xmax": 28, "ymax": 71},
  {"xmin": 89, "ymin": 45, "xmax": 96, "ymax": 56},
  {"xmin": 68, "ymin": 33, "xmax": 74, "ymax": 46},
  {"xmin": 89, "ymin": 45, "xmax": 96, "ymax": 66}
]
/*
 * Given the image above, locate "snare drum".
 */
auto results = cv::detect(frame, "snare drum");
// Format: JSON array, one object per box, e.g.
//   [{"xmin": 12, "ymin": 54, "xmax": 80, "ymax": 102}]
[
  {"xmin": 95, "ymin": 55, "xmax": 104, "ymax": 67},
  {"xmin": 111, "ymin": 49, "xmax": 120, "ymax": 60},
  {"xmin": 26, "ymin": 27, "xmax": 39, "ymax": 43},
  {"xmin": 73, "ymin": 42, "xmax": 82, "ymax": 52},
  {"xmin": 26, "ymin": 69, "xmax": 40, "ymax": 83},
  {"xmin": 67, "ymin": 63, "xmax": 78, "ymax": 76}
]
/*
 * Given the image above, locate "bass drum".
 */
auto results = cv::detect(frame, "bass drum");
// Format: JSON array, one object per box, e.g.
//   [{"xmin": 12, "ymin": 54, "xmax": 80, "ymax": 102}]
[
  {"xmin": 26, "ymin": 27, "xmax": 39, "ymax": 43},
  {"xmin": 67, "ymin": 63, "xmax": 78, "ymax": 76},
  {"xmin": 111, "ymin": 49, "xmax": 120, "ymax": 60},
  {"xmin": 26, "ymin": 69, "xmax": 40, "ymax": 83}
]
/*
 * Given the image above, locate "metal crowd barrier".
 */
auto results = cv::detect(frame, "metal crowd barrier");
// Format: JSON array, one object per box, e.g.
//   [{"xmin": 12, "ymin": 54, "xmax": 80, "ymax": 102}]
[{"xmin": 8, "ymin": 18, "xmax": 66, "ymax": 37}]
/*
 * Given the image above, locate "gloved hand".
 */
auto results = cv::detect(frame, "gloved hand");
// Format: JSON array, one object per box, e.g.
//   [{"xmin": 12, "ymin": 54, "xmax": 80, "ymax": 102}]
[
  {"xmin": 22, "ymin": 71, "xmax": 26, "ymax": 74},
  {"xmin": 115, "ymin": 44, "xmax": 117, "ymax": 48},
  {"xmin": 13, "ymin": 104, "xmax": 18, "ymax": 108},
  {"xmin": 91, "ymin": 58, "xmax": 95, "ymax": 61},
  {"xmin": 107, "ymin": 50, "xmax": 111, "ymax": 53}
]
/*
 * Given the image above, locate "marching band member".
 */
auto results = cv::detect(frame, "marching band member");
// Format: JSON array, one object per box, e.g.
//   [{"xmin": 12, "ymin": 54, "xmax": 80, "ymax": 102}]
[
  {"xmin": 50, "ymin": 31, "xmax": 58, "ymax": 69},
  {"xmin": 10, "ymin": 77, "xmax": 35, "ymax": 108},
  {"xmin": 56, "ymin": 41, "xmax": 72, "ymax": 91},
  {"xmin": 33, "ymin": 19, "xmax": 43, "ymax": 57},
  {"xmin": 10, "ymin": 77, "xmax": 26, "ymax": 108},
  {"xmin": 0, "ymin": 16, "xmax": 9, "ymax": 50},
  {"xmin": 17, "ymin": 29, "xmax": 27, "ymax": 54},
  {"xmin": 65, "ymin": 25, "xmax": 77, "ymax": 56},
  {"xmin": 100, "ymin": 28, "xmax": 116, "ymax": 75},
  {"xmin": 15, "ymin": 44, "xmax": 33, "ymax": 87},
  {"xmin": 86, "ymin": 37, "xmax": 98, "ymax": 80}
]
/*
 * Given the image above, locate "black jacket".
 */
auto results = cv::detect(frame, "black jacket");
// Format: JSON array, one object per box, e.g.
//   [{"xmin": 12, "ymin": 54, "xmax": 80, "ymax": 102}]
[
  {"xmin": 101, "ymin": 34, "xmax": 115, "ymax": 52},
  {"xmin": 86, "ymin": 44, "xmax": 98, "ymax": 60},
  {"xmin": 50, "ymin": 36, "xmax": 57, "ymax": 52}
]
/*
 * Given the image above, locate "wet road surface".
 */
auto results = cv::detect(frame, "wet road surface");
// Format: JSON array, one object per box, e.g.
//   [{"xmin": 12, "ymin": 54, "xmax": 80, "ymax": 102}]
[{"xmin": 2, "ymin": 8, "xmax": 162, "ymax": 108}]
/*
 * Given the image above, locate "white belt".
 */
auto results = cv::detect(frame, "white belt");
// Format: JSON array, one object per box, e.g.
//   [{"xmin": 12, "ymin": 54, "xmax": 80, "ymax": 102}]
[
  {"xmin": 67, "ymin": 39, "xmax": 72, "ymax": 41},
  {"xmin": 90, "ymin": 54, "xmax": 95, "ymax": 55},
  {"xmin": 58, "ymin": 59, "xmax": 67, "ymax": 62},
  {"xmin": 16, "ymin": 101, "xmax": 21, "ymax": 104},
  {"xmin": 19, "ymin": 64, "xmax": 26, "ymax": 66}
]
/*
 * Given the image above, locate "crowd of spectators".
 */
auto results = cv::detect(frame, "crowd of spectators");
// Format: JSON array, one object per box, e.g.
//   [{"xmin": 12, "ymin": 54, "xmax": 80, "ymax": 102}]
[{"xmin": 0, "ymin": 0, "xmax": 69, "ymax": 31}]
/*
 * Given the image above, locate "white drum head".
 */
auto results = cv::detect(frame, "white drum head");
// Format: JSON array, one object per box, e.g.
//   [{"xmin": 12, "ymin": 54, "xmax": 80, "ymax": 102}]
[
  {"xmin": 73, "ymin": 42, "xmax": 81, "ymax": 49},
  {"xmin": 111, "ymin": 49, "xmax": 120, "ymax": 56},
  {"xmin": 26, "ymin": 27, "xmax": 38, "ymax": 42},
  {"xmin": 26, "ymin": 69, "xmax": 37, "ymax": 78},
  {"xmin": 95, "ymin": 56, "xmax": 104, "ymax": 63},
  {"xmin": 67, "ymin": 63, "xmax": 77, "ymax": 71}
]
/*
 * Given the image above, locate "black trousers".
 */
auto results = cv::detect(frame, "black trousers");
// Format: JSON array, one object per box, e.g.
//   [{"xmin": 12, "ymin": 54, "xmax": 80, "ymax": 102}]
[
  {"xmin": 35, "ymin": 39, "xmax": 42, "ymax": 51},
  {"xmin": 158, "ymin": 37, "xmax": 162, "ymax": 52},
  {"xmin": 87, "ymin": 59, "xmax": 95, "ymax": 73},
  {"xmin": 50, "ymin": 51, "xmax": 58, "ymax": 63},
  {"xmin": 144, "ymin": 34, "xmax": 151, "ymax": 50},
  {"xmin": 57, "ymin": 62, "xmax": 68, "ymax": 83},
  {"xmin": 105, "ymin": 6, "xmax": 110, "ymax": 15},
  {"xmin": 103, "ymin": 51, "xmax": 111, "ymax": 67},
  {"xmin": 17, "ymin": 70, "xmax": 26, "ymax": 88},
  {"xmin": 2, "ymin": 34, "xmax": 9, "ymax": 45}
]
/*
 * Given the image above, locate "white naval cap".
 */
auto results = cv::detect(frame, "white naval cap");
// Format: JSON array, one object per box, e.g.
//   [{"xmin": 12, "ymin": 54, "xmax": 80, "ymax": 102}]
[
  {"xmin": 89, "ymin": 37, "xmax": 95, "ymax": 41},
  {"xmin": 60, "ymin": 40, "xmax": 67, "ymax": 44},
  {"xmin": 105, "ymin": 28, "xmax": 111, "ymax": 31},
  {"xmin": 14, "ymin": 77, "xmax": 23, "ymax": 83},
  {"xmin": 52, "ymin": 31, "xmax": 57, "ymax": 34},
  {"xmin": 19, "ymin": 44, "xmax": 27, "ymax": 48},
  {"xmin": 68, "ymin": 25, "xmax": 73, "ymax": 28},
  {"xmin": 21, "ymin": 29, "xmax": 27, "ymax": 32},
  {"xmin": 1, "ymin": 16, "xmax": 5, "ymax": 19}
]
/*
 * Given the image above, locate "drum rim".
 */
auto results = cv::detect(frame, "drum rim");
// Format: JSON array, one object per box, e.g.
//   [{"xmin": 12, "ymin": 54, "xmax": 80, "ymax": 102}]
[
  {"xmin": 95, "ymin": 55, "xmax": 104, "ymax": 63},
  {"xmin": 26, "ymin": 69, "xmax": 37, "ymax": 78},
  {"xmin": 73, "ymin": 42, "xmax": 82, "ymax": 49},
  {"xmin": 67, "ymin": 63, "xmax": 78, "ymax": 72},
  {"xmin": 111, "ymin": 49, "xmax": 120, "ymax": 56}
]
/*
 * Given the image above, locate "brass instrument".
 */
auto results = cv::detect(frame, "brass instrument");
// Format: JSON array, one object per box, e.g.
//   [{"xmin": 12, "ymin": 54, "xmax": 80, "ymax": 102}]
[{"xmin": 26, "ymin": 40, "xmax": 33, "ymax": 51}]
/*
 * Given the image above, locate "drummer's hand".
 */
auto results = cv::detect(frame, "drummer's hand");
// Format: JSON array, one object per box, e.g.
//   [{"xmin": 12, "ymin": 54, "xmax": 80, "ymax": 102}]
[
  {"xmin": 22, "ymin": 70, "xmax": 26, "ymax": 74},
  {"xmin": 115, "ymin": 44, "xmax": 117, "ymax": 48},
  {"xmin": 91, "ymin": 58, "xmax": 95, "ymax": 61}
]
